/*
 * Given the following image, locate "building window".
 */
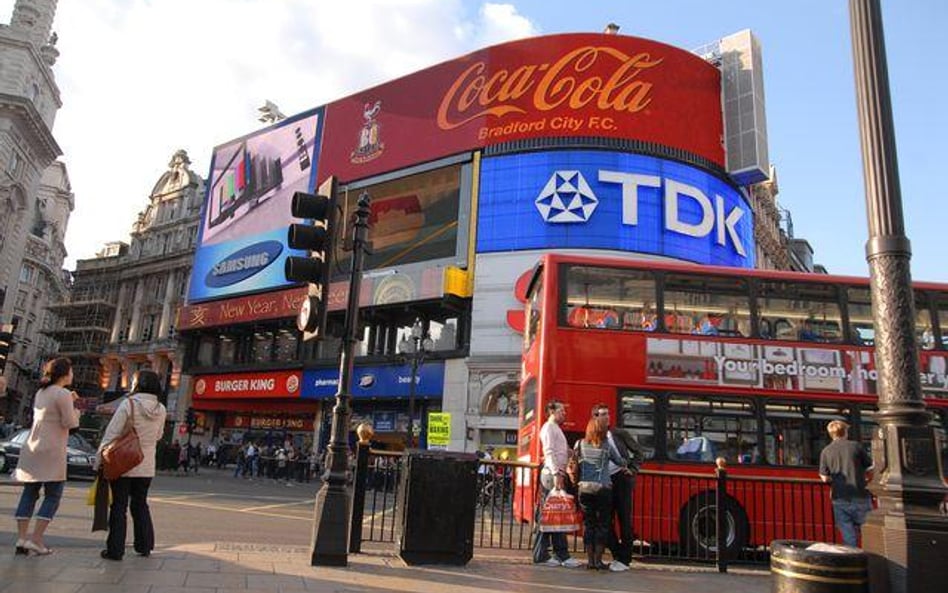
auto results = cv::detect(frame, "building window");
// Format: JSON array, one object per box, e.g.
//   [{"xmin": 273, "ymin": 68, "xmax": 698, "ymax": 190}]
[
  {"xmin": 14, "ymin": 290, "xmax": 27, "ymax": 309},
  {"xmin": 140, "ymin": 314, "xmax": 157, "ymax": 342},
  {"xmin": 19, "ymin": 264, "xmax": 33, "ymax": 284},
  {"xmin": 481, "ymin": 382, "xmax": 519, "ymax": 417}
]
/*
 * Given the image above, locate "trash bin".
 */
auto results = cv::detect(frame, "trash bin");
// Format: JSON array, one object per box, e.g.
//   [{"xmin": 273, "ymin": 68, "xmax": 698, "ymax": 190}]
[
  {"xmin": 771, "ymin": 540, "xmax": 868, "ymax": 593},
  {"xmin": 397, "ymin": 449, "xmax": 478, "ymax": 565}
]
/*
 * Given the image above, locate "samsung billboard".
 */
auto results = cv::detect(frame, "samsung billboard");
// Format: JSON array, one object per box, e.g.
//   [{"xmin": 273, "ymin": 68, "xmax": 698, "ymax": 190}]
[
  {"xmin": 477, "ymin": 151, "xmax": 755, "ymax": 268},
  {"xmin": 188, "ymin": 107, "xmax": 325, "ymax": 303}
]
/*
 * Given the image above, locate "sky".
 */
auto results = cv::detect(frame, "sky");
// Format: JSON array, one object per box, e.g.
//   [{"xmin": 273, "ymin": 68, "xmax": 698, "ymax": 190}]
[{"xmin": 3, "ymin": 0, "xmax": 946, "ymax": 281}]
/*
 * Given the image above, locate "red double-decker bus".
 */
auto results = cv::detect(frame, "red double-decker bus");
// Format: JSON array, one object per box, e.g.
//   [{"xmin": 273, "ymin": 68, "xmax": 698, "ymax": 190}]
[{"xmin": 515, "ymin": 253, "xmax": 948, "ymax": 555}]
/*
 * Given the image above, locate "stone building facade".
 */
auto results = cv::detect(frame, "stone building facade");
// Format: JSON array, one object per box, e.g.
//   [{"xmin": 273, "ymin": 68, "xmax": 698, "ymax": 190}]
[
  {"xmin": 0, "ymin": 0, "xmax": 68, "ymax": 419},
  {"xmin": 47, "ymin": 151, "xmax": 203, "ymax": 417}
]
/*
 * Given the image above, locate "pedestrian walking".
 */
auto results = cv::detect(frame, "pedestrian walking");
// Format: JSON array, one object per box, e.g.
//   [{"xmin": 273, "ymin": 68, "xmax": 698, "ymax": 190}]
[
  {"xmin": 12, "ymin": 357, "xmax": 81, "ymax": 556},
  {"xmin": 819, "ymin": 420, "xmax": 873, "ymax": 547},
  {"xmin": 96, "ymin": 370, "xmax": 167, "ymax": 561},
  {"xmin": 532, "ymin": 400, "xmax": 582, "ymax": 568}
]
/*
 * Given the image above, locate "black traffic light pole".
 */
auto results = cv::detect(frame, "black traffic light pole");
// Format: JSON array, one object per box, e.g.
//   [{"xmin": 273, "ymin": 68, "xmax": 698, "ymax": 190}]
[{"xmin": 310, "ymin": 191, "xmax": 371, "ymax": 567}]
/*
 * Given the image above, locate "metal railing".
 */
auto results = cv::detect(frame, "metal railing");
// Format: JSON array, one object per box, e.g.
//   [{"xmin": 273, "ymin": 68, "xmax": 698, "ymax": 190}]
[{"xmin": 349, "ymin": 448, "xmax": 836, "ymax": 571}]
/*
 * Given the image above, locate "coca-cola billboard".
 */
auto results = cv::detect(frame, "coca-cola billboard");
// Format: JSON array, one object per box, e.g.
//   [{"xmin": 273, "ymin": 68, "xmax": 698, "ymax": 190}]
[{"xmin": 318, "ymin": 33, "xmax": 723, "ymax": 183}]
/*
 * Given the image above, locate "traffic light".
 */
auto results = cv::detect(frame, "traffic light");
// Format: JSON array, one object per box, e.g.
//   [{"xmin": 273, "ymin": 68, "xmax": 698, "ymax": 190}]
[
  {"xmin": 284, "ymin": 177, "xmax": 337, "ymax": 341},
  {"xmin": 185, "ymin": 406, "xmax": 197, "ymax": 430},
  {"xmin": 0, "ymin": 326, "xmax": 13, "ymax": 374}
]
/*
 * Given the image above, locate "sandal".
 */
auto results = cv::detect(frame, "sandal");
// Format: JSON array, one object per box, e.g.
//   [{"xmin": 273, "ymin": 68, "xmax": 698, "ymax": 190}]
[{"xmin": 23, "ymin": 540, "xmax": 52, "ymax": 556}]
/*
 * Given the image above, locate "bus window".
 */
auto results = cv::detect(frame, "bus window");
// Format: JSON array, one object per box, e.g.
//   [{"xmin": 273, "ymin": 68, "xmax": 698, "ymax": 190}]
[
  {"xmin": 757, "ymin": 280, "xmax": 843, "ymax": 343},
  {"xmin": 520, "ymin": 377, "xmax": 537, "ymax": 429},
  {"xmin": 846, "ymin": 287, "xmax": 874, "ymax": 346},
  {"xmin": 563, "ymin": 265, "xmax": 657, "ymax": 331},
  {"xmin": 665, "ymin": 395, "xmax": 758, "ymax": 464},
  {"xmin": 763, "ymin": 402, "xmax": 851, "ymax": 466},
  {"xmin": 914, "ymin": 292, "xmax": 935, "ymax": 350},
  {"xmin": 934, "ymin": 292, "xmax": 948, "ymax": 349},
  {"xmin": 663, "ymin": 273, "xmax": 750, "ymax": 337},
  {"xmin": 619, "ymin": 392, "xmax": 657, "ymax": 460},
  {"xmin": 856, "ymin": 406, "xmax": 878, "ymax": 458},
  {"xmin": 526, "ymin": 275, "xmax": 542, "ymax": 349}
]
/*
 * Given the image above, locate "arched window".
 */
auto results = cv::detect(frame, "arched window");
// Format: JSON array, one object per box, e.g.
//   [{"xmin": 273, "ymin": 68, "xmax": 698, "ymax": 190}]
[{"xmin": 481, "ymin": 381, "xmax": 520, "ymax": 417}]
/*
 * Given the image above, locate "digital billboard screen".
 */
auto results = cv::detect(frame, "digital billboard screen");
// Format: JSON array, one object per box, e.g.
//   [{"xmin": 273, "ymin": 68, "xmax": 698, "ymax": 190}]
[
  {"xmin": 477, "ymin": 150, "xmax": 755, "ymax": 268},
  {"xmin": 332, "ymin": 162, "xmax": 464, "ymax": 279},
  {"xmin": 188, "ymin": 107, "xmax": 325, "ymax": 302}
]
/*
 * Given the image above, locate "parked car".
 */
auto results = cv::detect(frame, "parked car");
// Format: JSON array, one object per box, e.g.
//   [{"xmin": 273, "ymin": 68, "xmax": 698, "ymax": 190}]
[{"xmin": 0, "ymin": 428, "xmax": 96, "ymax": 480}]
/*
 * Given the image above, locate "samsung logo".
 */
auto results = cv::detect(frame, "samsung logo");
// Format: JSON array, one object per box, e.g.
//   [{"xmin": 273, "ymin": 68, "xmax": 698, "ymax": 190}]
[{"xmin": 206, "ymin": 241, "xmax": 283, "ymax": 288}]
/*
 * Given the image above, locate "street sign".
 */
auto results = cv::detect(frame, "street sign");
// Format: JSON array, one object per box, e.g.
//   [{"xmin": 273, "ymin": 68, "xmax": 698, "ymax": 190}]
[{"xmin": 427, "ymin": 412, "xmax": 450, "ymax": 449}]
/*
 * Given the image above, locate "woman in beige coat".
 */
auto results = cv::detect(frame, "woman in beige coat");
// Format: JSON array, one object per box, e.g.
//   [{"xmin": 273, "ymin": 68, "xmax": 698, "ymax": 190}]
[
  {"xmin": 96, "ymin": 370, "xmax": 167, "ymax": 561},
  {"xmin": 13, "ymin": 357, "xmax": 81, "ymax": 556}
]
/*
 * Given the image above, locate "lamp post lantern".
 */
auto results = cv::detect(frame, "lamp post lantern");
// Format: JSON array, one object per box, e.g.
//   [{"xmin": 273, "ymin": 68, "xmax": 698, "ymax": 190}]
[
  {"xmin": 309, "ymin": 192, "xmax": 371, "ymax": 567},
  {"xmin": 848, "ymin": 1, "xmax": 948, "ymax": 591},
  {"xmin": 400, "ymin": 318, "xmax": 433, "ymax": 449}
]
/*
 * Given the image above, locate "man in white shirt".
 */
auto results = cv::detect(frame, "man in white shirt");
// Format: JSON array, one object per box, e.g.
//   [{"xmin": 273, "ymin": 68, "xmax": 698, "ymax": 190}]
[{"xmin": 533, "ymin": 400, "xmax": 582, "ymax": 568}]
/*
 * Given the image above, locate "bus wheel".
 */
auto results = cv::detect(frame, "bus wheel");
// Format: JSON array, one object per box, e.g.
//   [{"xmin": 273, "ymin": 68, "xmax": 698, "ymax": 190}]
[{"xmin": 678, "ymin": 495, "xmax": 748, "ymax": 558}]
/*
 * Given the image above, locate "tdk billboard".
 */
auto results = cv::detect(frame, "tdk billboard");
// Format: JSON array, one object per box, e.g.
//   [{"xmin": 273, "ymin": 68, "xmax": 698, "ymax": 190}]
[{"xmin": 477, "ymin": 151, "xmax": 755, "ymax": 268}]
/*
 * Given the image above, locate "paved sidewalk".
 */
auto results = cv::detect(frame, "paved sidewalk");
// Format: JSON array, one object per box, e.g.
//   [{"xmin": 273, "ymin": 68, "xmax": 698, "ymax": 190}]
[{"xmin": 0, "ymin": 541, "xmax": 770, "ymax": 593}]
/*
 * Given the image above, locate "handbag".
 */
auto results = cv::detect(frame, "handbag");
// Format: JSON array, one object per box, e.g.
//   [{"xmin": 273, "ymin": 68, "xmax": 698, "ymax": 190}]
[
  {"xmin": 101, "ymin": 399, "xmax": 144, "ymax": 481},
  {"xmin": 539, "ymin": 489, "xmax": 580, "ymax": 533},
  {"xmin": 576, "ymin": 440, "xmax": 608, "ymax": 495}
]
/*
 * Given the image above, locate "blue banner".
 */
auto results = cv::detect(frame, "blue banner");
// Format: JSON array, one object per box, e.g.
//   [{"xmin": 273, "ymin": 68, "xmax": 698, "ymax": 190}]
[
  {"xmin": 302, "ymin": 362, "xmax": 445, "ymax": 399},
  {"xmin": 477, "ymin": 151, "xmax": 755, "ymax": 268}
]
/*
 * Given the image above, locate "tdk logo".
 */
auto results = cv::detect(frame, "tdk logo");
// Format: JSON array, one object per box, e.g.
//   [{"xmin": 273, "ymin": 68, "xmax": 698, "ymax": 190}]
[
  {"xmin": 535, "ymin": 169, "xmax": 747, "ymax": 257},
  {"xmin": 535, "ymin": 171, "xmax": 598, "ymax": 223}
]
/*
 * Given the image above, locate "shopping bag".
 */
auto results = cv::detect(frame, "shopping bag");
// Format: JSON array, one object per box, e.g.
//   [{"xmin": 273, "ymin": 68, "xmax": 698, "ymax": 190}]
[
  {"xmin": 539, "ymin": 489, "xmax": 580, "ymax": 533},
  {"xmin": 91, "ymin": 472, "xmax": 111, "ymax": 532},
  {"xmin": 86, "ymin": 477, "xmax": 98, "ymax": 506}
]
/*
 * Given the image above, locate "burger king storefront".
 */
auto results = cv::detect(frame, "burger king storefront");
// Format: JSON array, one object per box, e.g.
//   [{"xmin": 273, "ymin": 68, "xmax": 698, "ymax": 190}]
[{"xmin": 190, "ymin": 369, "xmax": 321, "ymax": 447}]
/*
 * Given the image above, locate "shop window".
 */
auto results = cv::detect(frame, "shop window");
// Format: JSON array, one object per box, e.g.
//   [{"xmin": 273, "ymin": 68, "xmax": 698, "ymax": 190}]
[
  {"xmin": 663, "ymin": 273, "xmax": 750, "ymax": 336},
  {"xmin": 276, "ymin": 328, "xmax": 298, "ymax": 360},
  {"xmin": 666, "ymin": 395, "xmax": 758, "ymax": 464},
  {"xmin": 762, "ymin": 401, "xmax": 851, "ymax": 466},
  {"xmin": 564, "ymin": 265, "xmax": 657, "ymax": 331},
  {"xmin": 757, "ymin": 280, "xmax": 843, "ymax": 343},
  {"xmin": 429, "ymin": 318, "xmax": 459, "ymax": 351},
  {"xmin": 481, "ymin": 381, "xmax": 519, "ymax": 417},
  {"xmin": 619, "ymin": 392, "xmax": 656, "ymax": 460},
  {"xmin": 219, "ymin": 336, "xmax": 236, "ymax": 365},
  {"xmin": 252, "ymin": 331, "xmax": 275, "ymax": 363},
  {"xmin": 197, "ymin": 335, "xmax": 216, "ymax": 366}
]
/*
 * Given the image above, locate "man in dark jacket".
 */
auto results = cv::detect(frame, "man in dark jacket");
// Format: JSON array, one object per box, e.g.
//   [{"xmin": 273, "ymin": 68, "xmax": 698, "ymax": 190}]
[{"xmin": 593, "ymin": 403, "xmax": 645, "ymax": 571}]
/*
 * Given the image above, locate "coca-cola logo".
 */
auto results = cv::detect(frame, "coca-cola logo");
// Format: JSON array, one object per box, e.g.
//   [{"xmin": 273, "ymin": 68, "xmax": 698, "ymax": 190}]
[{"xmin": 436, "ymin": 46, "xmax": 662, "ymax": 130}]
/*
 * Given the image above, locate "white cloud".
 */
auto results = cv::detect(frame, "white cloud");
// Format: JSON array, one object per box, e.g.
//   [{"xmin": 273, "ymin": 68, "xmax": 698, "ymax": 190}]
[{"xmin": 3, "ymin": 0, "xmax": 539, "ymax": 266}]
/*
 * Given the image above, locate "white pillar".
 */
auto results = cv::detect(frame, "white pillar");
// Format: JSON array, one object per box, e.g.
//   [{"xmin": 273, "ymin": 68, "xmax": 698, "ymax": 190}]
[
  {"xmin": 110, "ymin": 282, "xmax": 128, "ymax": 343},
  {"xmin": 158, "ymin": 269, "xmax": 177, "ymax": 339},
  {"xmin": 127, "ymin": 279, "xmax": 145, "ymax": 342}
]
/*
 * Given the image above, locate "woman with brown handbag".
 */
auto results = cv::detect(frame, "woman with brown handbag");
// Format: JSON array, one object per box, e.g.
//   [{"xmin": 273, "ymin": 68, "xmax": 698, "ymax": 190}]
[{"xmin": 96, "ymin": 370, "xmax": 167, "ymax": 561}]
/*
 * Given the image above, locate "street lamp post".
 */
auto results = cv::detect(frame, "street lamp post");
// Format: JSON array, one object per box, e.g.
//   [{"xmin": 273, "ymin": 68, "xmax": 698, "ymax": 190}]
[
  {"xmin": 400, "ymin": 318, "xmax": 433, "ymax": 449},
  {"xmin": 309, "ymin": 192, "xmax": 372, "ymax": 567},
  {"xmin": 848, "ymin": 1, "xmax": 948, "ymax": 591}
]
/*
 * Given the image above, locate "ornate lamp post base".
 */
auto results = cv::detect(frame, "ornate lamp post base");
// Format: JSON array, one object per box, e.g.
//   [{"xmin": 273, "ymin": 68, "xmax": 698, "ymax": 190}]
[
  {"xmin": 310, "ymin": 471, "xmax": 351, "ymax": 566},
  {"xmin": 848, "ymin": 2, "xmax": 948, "ymax": 591}
]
